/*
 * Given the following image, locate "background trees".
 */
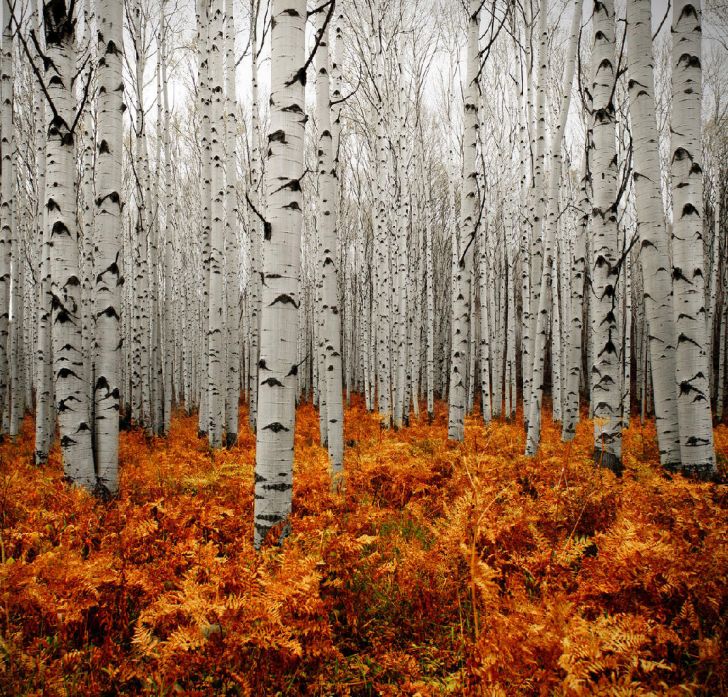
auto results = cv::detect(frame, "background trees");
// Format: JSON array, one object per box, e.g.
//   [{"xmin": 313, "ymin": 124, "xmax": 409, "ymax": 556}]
[{"xmin": 0, "ymin": 0, "xmax": 724, "ymax": 503}]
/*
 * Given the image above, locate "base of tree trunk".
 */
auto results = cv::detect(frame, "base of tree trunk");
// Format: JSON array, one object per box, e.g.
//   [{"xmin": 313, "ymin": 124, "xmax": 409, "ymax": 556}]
[
  {"xmin": 198, "ymin": 429, "xmax": 207, "ymax": 439},
  {"xmin": 93, "ymin": 480, "xmax": 115, "ymax": 501},
  {"xmin": 665, "ymin": 462, "xmax": 721, "ymax": 483},
  {"xmin": 225, "ymin": 432, "xmax": 238, "ymax": 448},
  {"xmin": 594, "ymin": 448, "xmax": 624, "ymax": 477},
  {"xmin": 119, "ymin": 411, "xmax": 132, "ymax": 431}
]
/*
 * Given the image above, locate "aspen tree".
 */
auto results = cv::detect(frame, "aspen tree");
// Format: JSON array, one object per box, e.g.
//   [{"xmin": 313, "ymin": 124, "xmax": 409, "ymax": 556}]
[
  {"xmin": 43, "ymin": 0, "xmax": 95, "ymax": 488},
  {"xmin": 224, "ymin": 0, "xmax": 239, "ymax": 447},
  {"xmin": 248, "ymin": 0, "xmax": 262, "ymax": 431},
  {"xmin": 33, "ymin": 0, "xmax": 53, "ymax": 463},
  {"xmin": 160, "ymin": 2, "xmax": 174, "ymax": 435},
  {"xmin": 0, "ymin": 0, "xmax": 13, "ymax": 433},
  {"xmin": 253, "ymin": 0, "xmax": 306, "ymax": 548},
  {"xmin": 589, "ymin": 0, "xmax": 622, "ymax": 472},
  {"xmin": 448, "ymin": 0, "xmax": 479, "ymax": 441},
  {"xmin": 197, "ymin": 0, "xmax": 211, "ymax": 437},
  {"xmin": 525, "ymin": 0, "xmax": 581, "ymax": 455},
  {"xmin": 94, "ymin": 0, "xmax": 124, "ymax": 495},
  {"xmin": 207, "ymin": 0, "xmax": 225, "ymax": 448},
  {"xmin": 625, "ymin": 0, "xmax": 682, "ymax": 468},
  {"xmin": 315, "ymin": 2, "xmax": 344, "ymax": 482},
  {"xmin": 671, "ymin": 0, "xmax": 716, "ymax": 477}
]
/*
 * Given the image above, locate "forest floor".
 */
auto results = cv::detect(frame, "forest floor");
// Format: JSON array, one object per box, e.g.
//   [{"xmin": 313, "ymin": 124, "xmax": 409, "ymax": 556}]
[{"xmin": 0, "ymin": 398, "xmax": 727, "ymax": 696}]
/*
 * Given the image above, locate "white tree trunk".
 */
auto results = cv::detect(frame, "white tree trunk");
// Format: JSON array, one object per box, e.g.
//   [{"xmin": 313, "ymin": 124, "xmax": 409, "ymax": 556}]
[
  {"xmin": 448, "ymin": 0, "xmax": 479, "ymax": 441},
  {"xmin": 589, "ymin": 0, "xmax": 622, "ymax": 472},
  {"xmin": 224, "ymin": 0, "xmax": 239, "ymax": 446},
  {"xmin": 315, "ymin": 6, "xmax": 344, "ymax": 482},
  {"xmin": 45, "ymin": 0, "xmax": 95, "ymax": 489},
  {"xmin": 253, "ymin": 0, "xmax": 305, "ymax": 548},
  {"xmin": 525, "ymin": 0, "xmax": 581, "ymax": 454},
  {"xmin": 0, "ymin": 0, "xmax": 13, "ymax": 434},
  {"xmin": 34, "ymin": 5, "xmax": 53, "ymax": 462},
  {"xmin": 625, "ymin": 0, "xmax": 682, "ymax": 467},
  {"xmin": 207, "ymin": 0, "xmax": 225, "ymax": 448},
  {"xmin": 94, "ymin": 0, "xmax": 124, "ymax": 495},
  {"xmin": 671, "ymin": 0, "xmax": 716, "ymax": 477}
]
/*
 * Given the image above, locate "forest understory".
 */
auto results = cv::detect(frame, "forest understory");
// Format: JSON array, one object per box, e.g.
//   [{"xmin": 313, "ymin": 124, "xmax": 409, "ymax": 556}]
[{"xmin": 1, "ymin": 399, "xmax": 726, "ymax": 696}]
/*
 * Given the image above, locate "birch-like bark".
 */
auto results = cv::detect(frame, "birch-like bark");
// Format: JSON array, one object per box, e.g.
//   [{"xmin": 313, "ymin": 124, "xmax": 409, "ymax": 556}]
[
  {"xmin": 625, "ymin": 0, "xmax": 681, "ymax": 467},
  {"xmin": 44, "ymin": 0, "xmax": 95, "ymax": 488},
  {"xmin": 224, "ymin": 0, "xmax": 239, "ymax": 446},
  {"xmin": 478, "ymin": 217, "xmax": 491, "ymax": 422},
  {"xmin": 0, "ymin": 0, "xmax": 13, "ymax": 433},
  {"xmin": 562, "ymin": 160, "xmax": 588, "ymax": 441},
  {"xmin": 94, "ymin": 0, "xmax": 124, "ymax": 495},
  {"xmin": 425, "ymin": 188, "xmax": 434, "ymax": 420},
  {"xmin": 671, "ymin": 0, "xmax": 715, "ymax": 476},
  {"xmin": 589, "ymin": 0, "xmax": 622, "ymax": 472},
  {"xmin": 248, "ymin": 0, "xmax": 261, "ymax": 431},
  {"xmin": 315, "ymin": 6, "xmax": 344, "ymax": 482},
  {"xmin": 525, "ymin": 0, "xmax": 581, "ymax": 454},
  {"xmin": 34, "ymin": 2, "xmax": 53, "ymax": 462},
  {"xmin": 207, "ymin": 0, "xmax": 225, "ymax": 448},
  {"xmin": 253, "ymin": 0, "xmax": 305, "ymax": 548},
  {"xmin": 161, "ymin": 4, "xmax": 174, "ymax": 435},
  {"xmin": 197, "ymin": 0, "xmax": 211, "ymax": 437},
  {"xmin": 448, "ymin": 0, "xmax": 479, "ymax": 441}
]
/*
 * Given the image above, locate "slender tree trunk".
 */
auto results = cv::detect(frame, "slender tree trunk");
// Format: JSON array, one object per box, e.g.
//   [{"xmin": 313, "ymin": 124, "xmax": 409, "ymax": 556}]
[
  {"xmin": 448, "ymin": 0, "xmax": 479, "ymax": 441},
  {"xmin": 224, "ymin": 0, "xmax": 239, "ymax": 446},
  {"xmin": 44, "ymin": 0, "xmax": 95, "ymax": 489},
  {"xmin": 207, "ymin": 0, "xmax": 225, "ymax": 448},
  {"xmin": 253, "ymin": 0, "xmax": 305, "ymax": 549},
  {"xmin": 248, "ymin": 0, "xmax": 261, "ymax": 431},
  {"xmin": 625, "ymin": 0, "xmax": 682, "ymax": 467},
  {"xmin": 525, "ymin": 0, "xmax": 581, "ymax": 454},
  {"xmin": 94, "ymin": 0, "xmax": 124, "ymax": 495},
  {"xmin": 34, "ymin": 4, "xmax": 53, "ymax": 462},
  {"xmin": 0, "ymin": 0, "xmax": 13, "ymax": 435},
  {"xmin": 315, "ymin": 5, "xmax": 344, "ymax": 483},
  {"xmin": 671, "ymin": 0, "xmax": 715, "ymax": 477},
  {"xmin": 589, "ymin": 0, "xmax": 622, "ymax": 473}
]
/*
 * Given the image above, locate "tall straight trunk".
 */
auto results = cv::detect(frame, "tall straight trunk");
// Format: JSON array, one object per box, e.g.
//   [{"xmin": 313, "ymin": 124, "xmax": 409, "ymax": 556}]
[
  {"xmin": 589, "ymin": 0, "xmax": 622, "ymax": 472},
  {"xmin": 34, "ymin": 4, "xmax": 53, "ymax": 462},
  {"xmin": 525, "ymin": 0, "xmax": 581, "ymax": 454},
  {"xmin": 478, "ymin": 217, "xmax": 491, "ymax": 422},
  {"xmin": 161, "ymin": 4, "xmax": 174, "ymax": 435},
  {"xmin": 562, "ymin": 157, "xmax": 588, "ymax": 441},
  {"xmin": 44, "ymin": 0, "xmax": 95, "ymax": 489},
  {"xmin": 207, "ymin": 0, "xmax": 225, "ymax": 448},
  {"xmin": 506, "ymin": 243, "xmax": 517, "ymax": 419},
  {"xmin": 315, "ymin": 6, "xmax": 344, "ymax": 483},
  {"xmin": 425, "ymin": 189, "xmax": 434, "ymax": 420},
  {"xmin": 0, "ymin": 0, "xmax": 12, "ymax": 433},
  {"xmin": 671, "ymin": 0, "xmax": 715, "ymax": 476},
  {"xmin": 248, "ymin": 0, "xmax": 261, "ymax": 430},
  {"xmin": 9, "ymin": 200, "xmax": 20, "ymax": 436},
  {"xmin": 224, "ymin": 0, "xmax": 239, "ymax": 446},
  {"xmin": 253, "ymin": 0, "xmax": 305, "ymax": 549},
  {"xmin": 525, "ymin": 0, "xmax": 547, "ymax": 428},
  {"xmin": 375, "ymin": 51, "xmax": 391, "ymax": 427},
  {"xmin": 197, "ymin": 0, "xmax": 211, "ymax": 437},
  {"xmin": 94, "ymin": 0, "xmax": 124, "ymax": 495},
  {"xmin": 448, "ymin": 0, "xmax": 479, "ymax": 441},
  {"xmin": 625, "ymin": 0, "xmax": 681, "ymax": 467}
]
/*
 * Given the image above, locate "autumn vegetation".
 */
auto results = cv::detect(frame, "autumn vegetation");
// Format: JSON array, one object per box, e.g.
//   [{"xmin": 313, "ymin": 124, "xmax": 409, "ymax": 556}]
[{"xmin": 1, "ymin": 401, "xmax": 726, "ymax": 695}]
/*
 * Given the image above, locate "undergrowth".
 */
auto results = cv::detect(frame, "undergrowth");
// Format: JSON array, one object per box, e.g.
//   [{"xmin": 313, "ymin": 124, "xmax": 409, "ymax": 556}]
[{"xmin": 0, "ymin": 398, "xmax": 726, "ymax": 695}]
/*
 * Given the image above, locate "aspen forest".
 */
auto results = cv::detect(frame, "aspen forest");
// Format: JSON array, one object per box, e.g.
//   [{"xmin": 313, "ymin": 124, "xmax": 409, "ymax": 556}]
[{"xmin": 2, "ymin": 0, "xmax": 728, "ymax": 693}]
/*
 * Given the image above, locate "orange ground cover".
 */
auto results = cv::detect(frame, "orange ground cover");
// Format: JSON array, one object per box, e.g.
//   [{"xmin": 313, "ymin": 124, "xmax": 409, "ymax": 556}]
[{"xmin": 1, "ymin": 398, "xmax": 726, "ymax": 695}]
